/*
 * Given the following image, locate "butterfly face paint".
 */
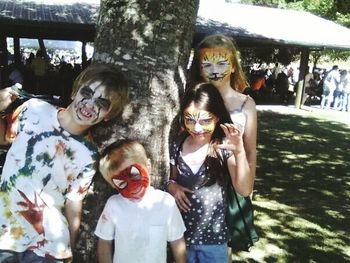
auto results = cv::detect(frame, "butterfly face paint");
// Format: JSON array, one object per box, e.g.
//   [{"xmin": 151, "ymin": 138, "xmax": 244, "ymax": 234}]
[
  {"xmin": 199, "ymin": 48, "xmax": 233, "ymax": 84},
  {"xmin": 73, "ymin": 81, "xmax": 112, "ymax": 125},
  {"xmin": 111, "ymin": 164, "xmax": 149, "ymax": 200},
  {"xmin": 183, "ymin": 103, "xmax": 218, "ymax": 138}
]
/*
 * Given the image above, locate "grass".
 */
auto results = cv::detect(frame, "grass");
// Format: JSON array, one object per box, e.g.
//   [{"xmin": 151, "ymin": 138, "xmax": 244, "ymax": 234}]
[{"xmin": 232, "ymin": 107, "xmax": 350, "ymax": 262}]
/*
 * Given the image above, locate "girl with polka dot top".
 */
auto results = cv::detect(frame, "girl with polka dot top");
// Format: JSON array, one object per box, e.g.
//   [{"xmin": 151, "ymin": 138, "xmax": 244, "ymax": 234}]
[{"xmin": 167, "ymin": 82, "xmax": 253, "ymax": 263}]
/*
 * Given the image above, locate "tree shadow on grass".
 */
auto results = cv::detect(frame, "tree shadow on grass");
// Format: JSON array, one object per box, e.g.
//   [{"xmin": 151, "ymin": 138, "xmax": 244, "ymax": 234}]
[{"xmin": 233, "ymin": 110, "xmax": 350, "ymax": 262}]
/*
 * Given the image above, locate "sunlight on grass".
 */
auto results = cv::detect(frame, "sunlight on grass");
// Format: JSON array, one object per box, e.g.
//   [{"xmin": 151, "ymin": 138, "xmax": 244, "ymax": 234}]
[
  {"xmin": 237, "ymin": 108, "xmax": 350, "ymax": 262},
  {"xmin": 232, "ymin": 193, "xmax": 350, "ymax": 262}
]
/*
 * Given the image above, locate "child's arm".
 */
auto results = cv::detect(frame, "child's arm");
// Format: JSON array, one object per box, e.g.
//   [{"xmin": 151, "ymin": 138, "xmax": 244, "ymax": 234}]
[
  {"xmin": 169, "ymin": 237, "xmax": 186, "ymax": 263},
  {"xmin": 97, "ymin": 238, "xmax": 113, "ymax": 263},
  {"xmin": 218, "ymin": 123, "xmax": 253, "ymax": 197},
  {"xmin": 167, "ymin": 165, "xmax": 193, "ymax": 212},
  {"xmin": 0, "ymin": 87, "xmax": 17, "ymax": 145},
  {"xmin": 65, "ymin": 199, "xmax": 83, "ymax": 251}
]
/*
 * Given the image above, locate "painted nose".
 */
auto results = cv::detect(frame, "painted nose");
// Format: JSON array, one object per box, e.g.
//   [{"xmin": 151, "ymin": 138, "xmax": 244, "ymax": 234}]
[
  {"xmin": 85, "ymin": 99, "xmax": 96, "ymax": 108},
  {"xmin": 194, "ymin": 122, "xmax": 204, "ymax": 133},
  {"xmin": 212, "ymin": 64, "xmax": 220, "ymax": 74}
]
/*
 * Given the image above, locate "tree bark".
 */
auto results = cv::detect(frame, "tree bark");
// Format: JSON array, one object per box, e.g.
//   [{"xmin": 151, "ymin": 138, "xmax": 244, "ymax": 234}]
[{"xmin": 75, "ymin": 1, "xmax": 199, "ymax": 262}]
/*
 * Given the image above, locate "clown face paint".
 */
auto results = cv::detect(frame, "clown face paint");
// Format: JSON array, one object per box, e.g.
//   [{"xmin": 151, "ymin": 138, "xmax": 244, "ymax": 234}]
[
  {"xmin": 111, "ymin": 164, "xmax": 149, "ymax": 201},
  {"xmin": 199, "ymin": 48, "xmax": 233, "ymax": 84},
  {"xmin": 183, "ymin": 103, "xmax": 218, "ymax": 140},
  {"xmin": 72, "ymin": 81, "xmax": 112, "ymax": 125}
]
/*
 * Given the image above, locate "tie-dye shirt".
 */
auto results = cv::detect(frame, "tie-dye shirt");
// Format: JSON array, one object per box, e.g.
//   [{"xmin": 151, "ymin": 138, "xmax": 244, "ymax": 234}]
[{"xmin": 0, "ymin": 99, "xmax": 97, "ymax": 259}]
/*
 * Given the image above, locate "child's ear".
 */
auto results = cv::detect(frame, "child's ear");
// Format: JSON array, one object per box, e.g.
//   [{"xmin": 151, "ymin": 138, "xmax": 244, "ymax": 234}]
[
  {"xmin": 103, "ymin": 113, "xmax": 112, "ymax": 122},
  {"xmin": 146, "ymin": 158, "xmax": 152, "ymax": 172}
]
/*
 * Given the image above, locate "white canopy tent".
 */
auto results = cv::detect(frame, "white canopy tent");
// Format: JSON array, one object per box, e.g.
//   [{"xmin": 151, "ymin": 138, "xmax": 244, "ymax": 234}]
[{"xmin": 196, "ymin": 1, "xmax": 350, "ymax": 50}]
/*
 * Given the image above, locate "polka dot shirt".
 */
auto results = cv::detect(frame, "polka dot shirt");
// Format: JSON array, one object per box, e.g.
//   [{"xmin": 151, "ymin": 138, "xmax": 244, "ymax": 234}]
[{"xmin": 170, "ymin": 135, "xmax": 228, "ymax": 245}]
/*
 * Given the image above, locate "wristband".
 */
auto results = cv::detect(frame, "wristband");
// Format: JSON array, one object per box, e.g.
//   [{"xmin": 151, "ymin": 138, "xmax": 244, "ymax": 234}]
[{"xmin": 165, "ymin": 179, "xmax": 177, "ymax": 188}]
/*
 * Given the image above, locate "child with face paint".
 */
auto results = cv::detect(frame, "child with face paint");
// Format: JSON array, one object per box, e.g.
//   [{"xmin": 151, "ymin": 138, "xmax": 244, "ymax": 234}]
[
  {"xmin": 188, "ymin": 34, "xmax": 257, "ymax": 200},
  {"xmin": 167, "ymin": 83, "xmax": 253, "ymax": 263},
  {"xmin": 95, "ymin": 139, "xmax": 187, "ymax": 263},
  {"xmin": 0, "ymin": 64, "xmax": 129, "ymax": 262}
]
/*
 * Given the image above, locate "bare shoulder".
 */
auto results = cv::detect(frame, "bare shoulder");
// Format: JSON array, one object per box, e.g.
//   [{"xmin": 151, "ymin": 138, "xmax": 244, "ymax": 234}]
[{"xmin": 244, "ymin": 95, "xmax": 257, "ymax": 112}]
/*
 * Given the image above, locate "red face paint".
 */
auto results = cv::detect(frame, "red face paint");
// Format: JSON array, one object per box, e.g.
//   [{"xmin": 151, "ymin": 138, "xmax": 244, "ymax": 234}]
[{"xmin": 111, "ymin": 164, "xmax": 149, "ymax": 200}]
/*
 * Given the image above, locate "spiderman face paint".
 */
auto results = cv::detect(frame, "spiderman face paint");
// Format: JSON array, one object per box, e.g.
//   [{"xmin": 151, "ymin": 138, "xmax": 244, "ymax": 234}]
[
  {"xmin": 111, "ymin": 164, "xmax": 149, "ymax": 201},
  {"xmin": 72, "ymin": 81, "xmax": 112, "ymax": 125}
]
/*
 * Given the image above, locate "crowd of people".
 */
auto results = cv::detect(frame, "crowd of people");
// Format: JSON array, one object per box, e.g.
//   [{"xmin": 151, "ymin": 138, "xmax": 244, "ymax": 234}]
[
  {"xmin": 5, "ymin": 48, "xmax": 91, "ymax": 108},
  {"xmin": 245, "ymin": 62, "xmax": 350, "ymax": 112}
]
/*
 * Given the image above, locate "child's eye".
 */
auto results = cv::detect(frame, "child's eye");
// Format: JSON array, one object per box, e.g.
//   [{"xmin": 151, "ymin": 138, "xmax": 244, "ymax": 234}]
[
  {"xmin": 199, "ymin": 119, "xmax": 213, "ymax": 125},
  {"xmin": 218, "ymin": 61, "xmax": 229, "ymax": 66},
  {"xmin": 80, "ymin": 86, "xmax": 93, "ymax": 98},
  {"xmin": 129, "ymin": 166, "xmax": 141, "ymax": 180},
  {"xmin": 113, "ymin": 179, "xmax": 127, "ymax": 189},
  {"xmin": 201, "ymin": 63, "xmax": 212, "ymax": 69},
  {"xmin": 95, "ymin": 98, "xmax": 111, "ymax": 111},
  {"xmin": 184, "ymin": 118, "xmax": 196, "ymax": 125}
]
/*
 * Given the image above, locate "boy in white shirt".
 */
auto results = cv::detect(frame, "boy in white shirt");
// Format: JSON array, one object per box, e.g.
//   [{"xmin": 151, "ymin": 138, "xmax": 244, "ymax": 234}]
[{"xmin": 95, "ymin": 139, "xmax": 186, "ymax": 263}]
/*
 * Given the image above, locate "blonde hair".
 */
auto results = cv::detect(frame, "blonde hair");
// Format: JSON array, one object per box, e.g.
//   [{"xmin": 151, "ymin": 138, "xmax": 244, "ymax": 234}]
[
  {"xmin": 71, "ymin": 64, "xmax": 129, "ymax": 120},
  {"xmin": 189, "ymin": 34, "xmax": 248, "ymax": 92},
  {"xmin": 99, "ymin": 139, "xmax": 148, "ymax": 186}
]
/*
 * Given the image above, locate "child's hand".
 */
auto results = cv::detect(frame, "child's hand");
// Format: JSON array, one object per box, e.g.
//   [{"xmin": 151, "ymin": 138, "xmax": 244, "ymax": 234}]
[
  {"xmin": 168, "ymin": 182, "xmax": 193, "ymax": 213},
  {"xmin": 216, "ymin": 123, "xmax": 245, "ymax": 155},
  {"xmin": 0, "ymin": 87, "xmax": 18, "ymax": 112}
]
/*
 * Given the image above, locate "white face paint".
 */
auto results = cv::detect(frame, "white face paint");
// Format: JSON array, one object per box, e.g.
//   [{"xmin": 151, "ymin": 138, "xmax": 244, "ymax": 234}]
[{"xmin": 72, "ymin": 80, "xmax": 112, "ymax": 125}]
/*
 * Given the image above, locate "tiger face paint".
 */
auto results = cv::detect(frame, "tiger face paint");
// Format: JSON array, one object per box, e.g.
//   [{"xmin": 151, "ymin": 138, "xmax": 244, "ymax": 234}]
[
  {"xmin": 111, "ymin": 163, "xmax": 149, "ymax": 201},
  {"xmin": 183, "ymin": 103, "xmax": 218, "ymax": 139},
  {"xmin": 199, "ymin": 48, "xmax": 233, "ymax": 84}
]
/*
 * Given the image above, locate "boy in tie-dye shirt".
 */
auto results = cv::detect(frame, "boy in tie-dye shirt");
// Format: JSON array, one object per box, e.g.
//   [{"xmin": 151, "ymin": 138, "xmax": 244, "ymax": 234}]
[{"xmin": 0, "ymin": 64, "xmax": 129, "ymax": 262}]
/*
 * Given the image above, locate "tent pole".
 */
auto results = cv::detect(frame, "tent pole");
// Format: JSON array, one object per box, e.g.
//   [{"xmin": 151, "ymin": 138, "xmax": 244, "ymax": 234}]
[{"xmin": 295, "ymin": 48, "xmax": 310, "ymax": 109}]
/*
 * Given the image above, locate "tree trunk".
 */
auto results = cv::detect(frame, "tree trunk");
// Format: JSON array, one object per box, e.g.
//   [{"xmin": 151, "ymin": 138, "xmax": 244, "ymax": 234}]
[{"xmin": 75, "ymin": 1, "xmax": 199, "ymax": 262}]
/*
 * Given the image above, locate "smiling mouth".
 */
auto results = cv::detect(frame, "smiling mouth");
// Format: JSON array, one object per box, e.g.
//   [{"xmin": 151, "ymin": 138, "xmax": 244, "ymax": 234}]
[{"xmin": 77, "ymin": 105, "xmax": 95, "ymax": 120}]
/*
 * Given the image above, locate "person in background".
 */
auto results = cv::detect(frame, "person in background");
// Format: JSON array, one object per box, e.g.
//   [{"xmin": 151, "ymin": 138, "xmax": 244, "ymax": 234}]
[
  {"xmin": 342, "ymin": 69, "xmax": 350, "ymax": 112},
  {"xmin": 30, "ymin": 49, "xmax": 50, "ymax": 94},
  {"xmin": 333, "ymin": 69, "xmax": 347, "ymax": 110},
  {"xmin": 302, "ymin": 66, "xmax": 314, "ymax": 105},
  {"xmin": 8, "ymin": 62, "xmax": 24, "ymax": 86},
  {"xmin": 95, "ymin": 139, "xmax": 186, "ymax": 263},
  {"xmin": 0, "ymin": 64, "xmax": 129, "ymax": 263},
  {"xmin": 320, "ymin": 65, "xmax": 340, "ymax": 109}
]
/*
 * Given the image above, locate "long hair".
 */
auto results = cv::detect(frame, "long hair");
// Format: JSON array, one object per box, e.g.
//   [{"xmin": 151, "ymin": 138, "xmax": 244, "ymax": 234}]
[
  {"xmin": 188, "ymin": 34, "xmax": 248, "ymax": 92},
  {"xmin": 180, "ymin": 82, "xmax": 232, "ymax": 186}
]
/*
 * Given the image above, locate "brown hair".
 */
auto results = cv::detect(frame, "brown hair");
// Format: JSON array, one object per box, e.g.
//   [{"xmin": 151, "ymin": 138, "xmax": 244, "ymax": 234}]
[
  {"xmin": 71, "ymin": 64, "xmax": 129, "ymax": 120},
  {"xmin": 189, "ymin": 34, "xmax": 248, "ymax": 92},
  {"xmin": 99, "ymin": 139, "xmax": 148, "ymax": 185}
]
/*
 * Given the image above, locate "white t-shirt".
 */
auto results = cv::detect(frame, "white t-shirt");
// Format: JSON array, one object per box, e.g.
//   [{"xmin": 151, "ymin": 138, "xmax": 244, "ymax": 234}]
[{"xmin": 95, "ymin": 187, "xmax": 186, "ymax": 263}]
